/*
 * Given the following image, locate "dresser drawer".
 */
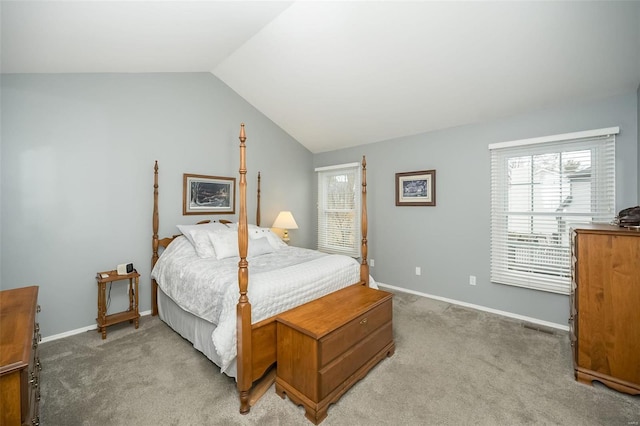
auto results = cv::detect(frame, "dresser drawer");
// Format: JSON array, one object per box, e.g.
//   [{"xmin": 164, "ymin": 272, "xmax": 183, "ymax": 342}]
[
  {"xmin": 319, "ymin": 299, "xmax": 392, "ymax": 367},
  {"xmin": 319, "ymin": 321, "xmax": 393, "ymax": 399}
]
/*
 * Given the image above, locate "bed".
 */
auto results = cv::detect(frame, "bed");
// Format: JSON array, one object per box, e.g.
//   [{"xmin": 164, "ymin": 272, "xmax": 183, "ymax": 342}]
[{"xmin": 150, "ymin": 123, "xmax": 371, "ymax": 414}]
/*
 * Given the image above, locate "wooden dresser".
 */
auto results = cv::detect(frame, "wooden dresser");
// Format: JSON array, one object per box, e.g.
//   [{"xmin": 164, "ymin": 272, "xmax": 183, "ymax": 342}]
[
  {"xmin": 276, "ymin": 284, "xmax": 395, "ymax": 424},
  {"xmin": 570, "ymin": 224, "xmax": 640, "ymax": 395},
  {"xmin": 0, "ymin": 286, "xmax": 41, "ymax": 426}
]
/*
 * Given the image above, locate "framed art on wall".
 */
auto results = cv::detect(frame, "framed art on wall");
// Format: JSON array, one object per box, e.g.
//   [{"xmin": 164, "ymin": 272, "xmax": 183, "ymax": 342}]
[
  {"xmin": 183, "ymin": 174, "xmax": 236, "ymax": 215},
  {"xmin": 395, "ymin": 170, "xmax": 436, "ymax": 206}
]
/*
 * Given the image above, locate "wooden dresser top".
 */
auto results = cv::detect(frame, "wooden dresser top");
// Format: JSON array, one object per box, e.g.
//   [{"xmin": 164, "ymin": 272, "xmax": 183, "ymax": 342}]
[
  {"xmin": 0, "ymin": 286, "xmax": 38, "ymax": 374},
  {"xmin": 572, "ymin": 223, "xmax": 640, "ymax": 236}
]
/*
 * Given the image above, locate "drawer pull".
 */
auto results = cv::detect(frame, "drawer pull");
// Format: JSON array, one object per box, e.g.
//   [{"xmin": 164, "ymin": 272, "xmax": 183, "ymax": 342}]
[
  {"xmin": 360, "ymin": 318, "xmax": 368, "ymax": 325},
  {"xmin": 36, "ymin": 358, "xmax": 42, "ymax": 371},
  {"xmin": 35, "ymin": 323, "xmax": 40, "ymax": 333},
  {"xmin": 29, "ymin": 373, "xmax": 38, "ymax": 388},
  {"xmin": 32, "ymin": 416, "xmax": 40, "ymax": 426},
  {"xmin": 37, "ymin": 305, "xmax": 41, "ymax": 313}
]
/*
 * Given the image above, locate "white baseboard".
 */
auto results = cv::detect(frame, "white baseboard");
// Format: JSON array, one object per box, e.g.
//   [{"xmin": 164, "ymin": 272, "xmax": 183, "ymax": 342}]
[
  {"xmin": 377, "ymin": 283, "xmax": 569, "ymax": 332},
  {"xmin": 43, "ymin": 286, "xmax": 569, "ymax": 343},
  {"xmin": 41, "ymin": 310, "xmax": 153, "ymax": 343}
]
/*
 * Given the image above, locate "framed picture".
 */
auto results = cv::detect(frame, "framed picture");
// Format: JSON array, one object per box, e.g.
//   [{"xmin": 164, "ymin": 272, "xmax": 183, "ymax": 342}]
[
  {"xmin": 183, "ymin": 174, "xmax": 236, "ymax": 215},
  {"xmin": 395, "ymin": 170, "xmax": 436, "ymax": 206}
]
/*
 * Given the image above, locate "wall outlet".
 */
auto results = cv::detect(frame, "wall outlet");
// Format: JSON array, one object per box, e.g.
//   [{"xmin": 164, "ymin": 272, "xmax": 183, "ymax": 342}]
[
  {"xmin": 415, "ymin": 267, "xmax": 421, "ymax": 276},
  {"xmin": 369, "ymin": 259, "xmax": 375, "ymax": 267},
  {"xmin": 469, "ymin": 275, "xmax": 477, "ymax": 286}
]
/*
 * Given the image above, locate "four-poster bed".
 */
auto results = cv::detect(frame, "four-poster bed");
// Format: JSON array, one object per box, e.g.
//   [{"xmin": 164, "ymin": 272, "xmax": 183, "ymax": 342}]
[{"xmin": 150, "ymin": 124, "xmax": 385, "ymax": 415}]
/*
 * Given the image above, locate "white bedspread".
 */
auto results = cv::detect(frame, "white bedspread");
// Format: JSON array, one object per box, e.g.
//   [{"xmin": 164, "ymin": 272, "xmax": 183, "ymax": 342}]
[{"xmin": 151, "ymin": 236, "xmax": 367, "ymax": 373}]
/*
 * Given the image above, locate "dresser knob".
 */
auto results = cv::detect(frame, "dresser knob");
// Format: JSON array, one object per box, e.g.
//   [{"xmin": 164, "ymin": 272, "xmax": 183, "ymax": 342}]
[{"xmin": 360, "ymin": 318, "xmax": 368, "ymax": 325}]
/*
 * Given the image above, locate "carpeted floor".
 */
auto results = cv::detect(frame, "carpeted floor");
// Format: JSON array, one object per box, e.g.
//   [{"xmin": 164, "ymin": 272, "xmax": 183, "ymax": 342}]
[{"xmin": 39, "ymin": 290, "xmax": 639, "ymax": 425}]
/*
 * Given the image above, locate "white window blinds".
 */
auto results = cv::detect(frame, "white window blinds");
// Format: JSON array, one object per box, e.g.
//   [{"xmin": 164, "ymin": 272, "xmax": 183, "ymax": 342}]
[
  {"xmin": 316, "ymin": 162, "xmax": 361, "ymax": 257},
  {"xmin": 489, "ymin": 127, "xmax": 617, "ymax": 294}
]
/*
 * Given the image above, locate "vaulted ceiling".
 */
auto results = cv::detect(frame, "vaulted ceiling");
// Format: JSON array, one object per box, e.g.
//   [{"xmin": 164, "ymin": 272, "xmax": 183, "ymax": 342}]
[{"xmin": 2, "ymin": 1, "xmax": 639, "ymax": 153}]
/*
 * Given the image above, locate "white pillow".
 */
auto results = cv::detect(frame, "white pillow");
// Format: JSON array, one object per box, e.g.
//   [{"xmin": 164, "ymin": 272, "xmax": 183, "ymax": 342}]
[
  {"xmin": 177, "ymin": 222, "xmax": 229, "ymax": 258},
  {"xmin": 248, "ymin": 225, "xmax": 287, "ymax": 249},
  {"xmin": 221, "ymin": 223, "xmax": 286, "ymax": 249},
  {"xmin": 248, "ymin": 236, "xmax": 275, "ymax": 258},
  {"xmin": 209, "ymin": 231, "xmax": 275, "ymax": 260},
  {"xmin": 210, "ymin": 230, "xmax": 239, "ymax": 260}
]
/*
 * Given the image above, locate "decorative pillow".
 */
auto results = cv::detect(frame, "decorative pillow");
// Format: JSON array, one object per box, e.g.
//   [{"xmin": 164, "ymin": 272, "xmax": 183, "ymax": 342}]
[
  {"xmin": 177, "ymin": 222, "xmax": 229, "ymax": 258},
  {"xmin": 210, "ymin": 230, "xmax": 239, "ymax": 260},
  {"xmin": 209, "ymin": 230, "xmax": 276, "ymax": 260},
  {"xmin": 248, "ymin": 236, "xmax": 275, "ymax": 258},
  {"xmin": 248, "ymin": 225, "xmax": 287, "ymax": 249}
]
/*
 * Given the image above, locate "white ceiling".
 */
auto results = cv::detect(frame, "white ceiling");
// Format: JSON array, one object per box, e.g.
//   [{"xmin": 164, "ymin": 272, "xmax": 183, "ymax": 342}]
[{"xmin": 2, "ymin": 1, "xmax": 640, "ymax": 153}]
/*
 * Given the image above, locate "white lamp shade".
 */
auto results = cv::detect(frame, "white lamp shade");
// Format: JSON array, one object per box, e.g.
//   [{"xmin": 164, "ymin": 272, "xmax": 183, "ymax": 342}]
[{"xmin": 272, "ymin": 211, "xmax": 299, "ymax": 230}]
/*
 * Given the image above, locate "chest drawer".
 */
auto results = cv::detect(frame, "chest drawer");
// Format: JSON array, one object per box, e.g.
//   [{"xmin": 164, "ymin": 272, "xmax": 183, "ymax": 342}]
[
  {"xmin": 319, "ymin": 321, "xmax": 393, "ymax": 399},
  {"xmin": 319, "ymin": 299, "xmax": 392, "ymax": 367}
]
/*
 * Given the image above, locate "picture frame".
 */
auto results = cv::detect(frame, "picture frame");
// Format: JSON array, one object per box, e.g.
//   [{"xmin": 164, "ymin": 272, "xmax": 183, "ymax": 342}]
[
  {"xmin": 395, "ymin": 170, "xmax": 436, "ymax": 206},
  {"xmin": 183, "ymin": 174, "xmax": 236, "ymax": 215}
]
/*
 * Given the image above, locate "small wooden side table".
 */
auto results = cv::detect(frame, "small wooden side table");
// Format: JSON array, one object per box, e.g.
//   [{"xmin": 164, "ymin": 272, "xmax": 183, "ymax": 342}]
[{"xmin": 95, "ymin": 270, "xmax": 140, "ymax": 339}]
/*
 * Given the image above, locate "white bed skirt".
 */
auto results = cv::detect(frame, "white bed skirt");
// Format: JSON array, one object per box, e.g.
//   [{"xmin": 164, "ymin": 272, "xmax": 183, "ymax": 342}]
[{"xmin": 158, "ymin": 287, "xmax": 237, "ymax": 378}]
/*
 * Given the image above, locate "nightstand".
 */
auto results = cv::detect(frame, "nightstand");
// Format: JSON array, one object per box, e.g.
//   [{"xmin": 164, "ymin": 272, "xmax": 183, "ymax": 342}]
[{"xmin": 95, "ymin": 270, "xmax": 140, "ymax": 339}]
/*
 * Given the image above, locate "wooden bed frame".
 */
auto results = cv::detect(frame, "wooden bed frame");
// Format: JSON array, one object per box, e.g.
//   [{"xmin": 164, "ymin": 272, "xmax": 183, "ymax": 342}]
[{"xmin": 151, "ymin": 123, "xmax": 370, "ymax": 414}]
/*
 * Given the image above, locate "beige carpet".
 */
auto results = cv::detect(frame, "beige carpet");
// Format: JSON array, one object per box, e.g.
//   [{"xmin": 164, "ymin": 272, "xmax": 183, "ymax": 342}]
[{"xmin": 39, "ymin": 290, "xmax": 639, "ymax": 425}]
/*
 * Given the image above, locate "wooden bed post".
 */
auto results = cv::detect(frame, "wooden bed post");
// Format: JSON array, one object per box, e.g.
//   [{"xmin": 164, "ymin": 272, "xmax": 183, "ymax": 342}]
[
  {"xmin": 152, "ymin": 160, "xmax": 160, "ymax": 316},
  {"xmin": 236, "ymin": 124, "xmax": 252, "ymax": 414},
  {"xmin": 256, "ymin": 172, "xmax": 261, "ymax": 227},
  {"xmin": 360, "ymin": 156, "xmax": 369, "ymax": 286}
]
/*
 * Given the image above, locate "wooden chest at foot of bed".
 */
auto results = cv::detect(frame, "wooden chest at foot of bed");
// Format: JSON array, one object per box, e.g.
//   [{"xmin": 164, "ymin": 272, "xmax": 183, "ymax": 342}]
[{"xmin": 275, "ymin": 285, "xmax": 395, "ymax": 424}]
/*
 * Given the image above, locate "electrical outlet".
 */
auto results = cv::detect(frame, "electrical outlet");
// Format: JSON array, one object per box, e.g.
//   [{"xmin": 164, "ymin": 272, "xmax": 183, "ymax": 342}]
[
  {"xmin": 469, "ymin": 275, "xmax": 476, "ymax": 286},
  {"xmin": 369, "ymin": 259, "xmax": 375, "ymax": 267},
  {"xmin": 415, "ymin": 267, "xmax": 421, "ymax": 276}
]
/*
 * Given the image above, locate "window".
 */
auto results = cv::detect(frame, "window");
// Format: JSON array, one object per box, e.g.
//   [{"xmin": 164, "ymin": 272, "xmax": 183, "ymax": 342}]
[
  {"xmin": 316, "ymin": 162, "xmax": 361, "ymax": 257},
  {"xmin": 489, "ymin": 127, "xmax": 617, "ymax": 294}
]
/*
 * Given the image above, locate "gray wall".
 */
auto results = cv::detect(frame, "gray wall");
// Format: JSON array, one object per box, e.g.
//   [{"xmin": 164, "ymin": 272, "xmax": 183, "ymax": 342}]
[
  {"xmin": 1, "ymin": 73, "xmax": 314, "ymax": 338},
  {"xmin": 3, "ymin": 73, "xmax": 637, "ymax": 336},
  {"xmin": 314, "ymin": 92, "xmax": 639, "ymax": 326}
]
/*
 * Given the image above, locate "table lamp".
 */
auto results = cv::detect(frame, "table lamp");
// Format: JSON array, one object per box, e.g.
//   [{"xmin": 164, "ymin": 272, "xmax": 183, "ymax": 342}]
[{"xmin": 272, "ymin": 211, "xmax": 299, "ymax": 243}]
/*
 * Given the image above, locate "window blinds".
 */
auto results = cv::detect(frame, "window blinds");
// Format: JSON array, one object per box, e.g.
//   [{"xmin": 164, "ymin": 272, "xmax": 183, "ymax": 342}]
[
  {"xmin": 489, "ymin": 127, "xmax": 617, "ymax": 294},
  {"xmin": 316, "ymin": 162, "xmax": 361, "ymax": 257}
]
